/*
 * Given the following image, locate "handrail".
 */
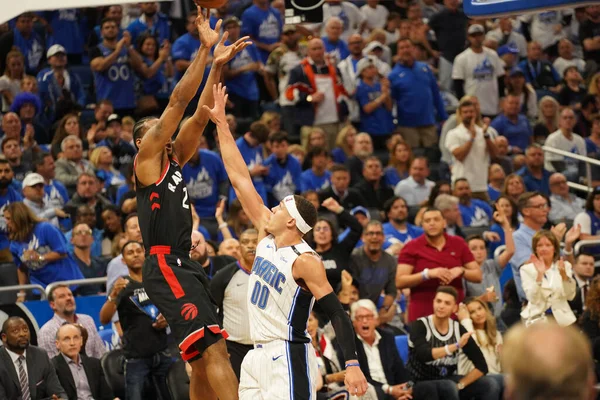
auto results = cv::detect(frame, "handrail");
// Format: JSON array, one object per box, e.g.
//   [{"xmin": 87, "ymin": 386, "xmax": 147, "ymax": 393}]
[
  {"xmin": 0, "ymin": 284, "xmax": 47, "ymax": 299},
  {"xmin": 45, "ymin": 277, "xmax": 108, "ymax": 297},
  {"xmin": 542, "ymin": 145, "xmax": 600, "ymax": 189},
  {"xmin": 574, "ymin": 239, "xmax": 600, "ymax": 255},
  {"xmin": 567, "ymin": 182, "xmax": 594, "ymax": 194}
]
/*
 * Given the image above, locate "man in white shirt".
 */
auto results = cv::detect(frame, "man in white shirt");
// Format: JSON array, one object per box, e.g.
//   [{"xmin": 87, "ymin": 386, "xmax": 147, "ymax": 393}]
[
  {"xmin": 519, "ymin": 10, "xmax": 571, "ymax": 57},
  {"xmin": 452, "ymin": 24, "xmax": 505, "ymax": 117},
  {"xmin": 485, "ymin": 17, "xmax": 528, "ymax": 58},
  {"xmin": 553, "ymin": 38, "xmax": 586, "ymax": 77},
  {"xmin": 394, "ymin": 157, "xmax": 435, "ymax": 206},
  {"xmin": 548, "ymin": 172, "xmax": 586, "ymax": 223},
  {"xmin": 544, "ymin": 108, "xmax": 587, "ymax": 180},
  {"xmin": 360, "ymin": 0, "xmax": 389, "ymax": 32},
  {"xmin": 319, "ymin": 0, "xmax": 366, "ymax": 42},
  {"xmin": 445, "ymin": 100, "xmax": 498, "ymax": 199}
]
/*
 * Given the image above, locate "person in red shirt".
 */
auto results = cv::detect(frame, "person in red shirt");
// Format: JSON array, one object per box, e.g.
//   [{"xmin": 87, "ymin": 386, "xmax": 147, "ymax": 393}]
[{"xmin": 396, "ymin": 207, "xmax": 481, "ymax": 321}]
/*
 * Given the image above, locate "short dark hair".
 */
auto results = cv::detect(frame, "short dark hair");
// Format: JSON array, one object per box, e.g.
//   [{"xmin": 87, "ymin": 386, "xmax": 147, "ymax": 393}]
[
  {"xmin": 1, "ymin": 316, "xmax": 26, "ymax": 335},
  {"xmin": 308, "ymin": 146, "xmax": 329, "ymax": 159},
  {"xmin": 518, "ymin": 191, "xmax": 543, "ymax": 212},
  {"xmin": 576, "ymin": 252, "xmax": 595, "ymax": 263},
  {"xmin": 436, "ymin": 286, "xmax": 458, "ymax": 301},
  {"xmin": 0, "ymin": 158, "xmax": 11, "ymax": 167},
  {"xmin": 48, "ymin": 284, "xmax": 70, "ymax": 302},
  {"xmin": 411, "ymin": 156, "xmax": 429, "ymax": 168},
  {"xmin": 459, "ymin": 100, "xmax": 475, "ymax": 110},
  {"xmin": 330, "ymin": 164, "xmax": 349, "ymax": 174},
  {"xmin": 77, "ymin": 171, "xmax": 97, "ymax": 184},
  {"xmin": 123, "ymin": 212, "xmax": 138, "ymax": 231},
  {"xmin": 294, "ymin": 195, "xmax": 317, "ymax": 232},
  {"xmin": 121, "ymin": 240, "xmax": 143, "ymax": 255},
  {"xmin": 269, "ymin": 131, "xmax": 288, "ymax": 144},
  {"xmin": 422, "ymin": 207, "xmax": 443, "ymax": 218},
  {"xmin": 32, "ymin": 152, "xmax": 51, "ymax": 172},
  {"xmin": 453, "ymin": 177, "xmax": 469, "ymax": 189},
  {"xmin": 397, "ymin": 37, "xmax": 414, "ymax": 46},
  {"xmin": 249, "ymin": 121, "xmax": 270, "ymax": 144},
  {"xmin": 133, "ymin": 116, "xmax": 158, "ymax": 150},
  {"xmin": 1, "ymin": 137, "xmax": 19, "ymax": 152},
  {"xmin": 383, "ymin": 196, "xmax": 406, "ymax": 216},
  {"xmin": 466, "ymin": 234, "xmax": 486, "ymax": 246},
  {"xmin": 100, "ymin": 17, "xmax": 118, "ymax": 29}
]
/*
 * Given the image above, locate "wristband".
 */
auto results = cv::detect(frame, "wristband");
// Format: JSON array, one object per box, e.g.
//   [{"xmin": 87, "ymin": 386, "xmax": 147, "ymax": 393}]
[
  {"xmin": 382, "ymin": 384, "xmax": 391, "ymax": 395},
  {"xmin": 345, "ymin": 362, "xmax": 360, "ymax": 368},
  {"xmin": 444, "ymin": 344, "xmax": 452, "ymax": 356},
  {"xmin": 563, "ymin": 248, "xmax": 573, "ymax": 255},
  {"xmin": 422, "ymin": 268, "xmax": 430, "ymax": 281},
  {"xmin": 456, "ymin": 341, "xmax": 460, "ymax": 350},
  {"xmin": 218, "ymin": 223, "xmax": 228, "ymax": 229}
]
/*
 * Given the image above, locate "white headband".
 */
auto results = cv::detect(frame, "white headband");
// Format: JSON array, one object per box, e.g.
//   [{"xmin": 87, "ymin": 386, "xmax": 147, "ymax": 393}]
[{"xmin": 283, "ymin": 195, "xmax": 312, "ymax": 234}]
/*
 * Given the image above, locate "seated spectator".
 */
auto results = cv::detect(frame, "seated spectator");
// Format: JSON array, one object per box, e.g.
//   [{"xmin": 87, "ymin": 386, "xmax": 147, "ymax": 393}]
[
  {"xmin": 218, "ymin": 238, "xmax": 241, "ymax": 260},
  {"xmin": 520, "ymin": 230, "xmax": 577, "ymax": 326},
  {"xmin": 38, "ymin": 284, "xmax": 106, "ymax": 359},
  {"xmin": 10, "ymin": 91, "xmax": 48, "ymax": 145},
  {"xmin": 349, "ymin": 221, "xmax": 397, "ymax": 324},
  {"xmin": 580, "ymin": 275, "xmax": 600, "ymax": 366},
  {"xmin": 488, "ymin": 195, "xmax": 520, "ymax": 258},
  {"xmin": 317, "ymin": 164, "xmax": 366, "ymax": 211},
  {"xmin": 490, "ymin": 93, "xmax": 533, "ymax": 155},
  {"xmin": 101, "ymin": 206, "xmax": 123, "ymax": 247},
  {"xmin": 82, "ymin": 100, "xmax": 113, "ymax": 144},
  {"xmin": 553, "ymin": 38, "xmax": 586, "ymax": 78},
  {"xmin": 70, "ymin": 223, "xmax": 109, "ymax": 295},
  {"xmin": 406, "ymin": 287, "xmax": 499, "ymax": 399},
  {"xmin": 106, "ymin": 213, "xmax": 142, "ymax": 292},
  {"xmin": 544, "ymin": 108, "xmax": 587, "ymax": 180},
  {"xmin": 52, "ymin": 323, "xmax": 113, "ymax": 400},
  {"xmin": 55, "ymin": 136, "xmax": 95, "ymax": 196},
  {"xmin": 0, "ymin": 13, "xmax": 45, "ymax": 75},
  {"xmin": 496, "ymin": 43, "xmax": 520, "ymax": 71},
  {"xmin": 230, "ymin": 121, "xmax": 269, "ymax": 204},
  {"xmin": 487, "ymin": 163, "xmax": 506, "ymax": 202},
  {"xmin": 6, "ymin": 202, "xmax": 83, "ymax": 293},
  {"xmin": 352, "ymin": 156, "xmax": 394, "ymax": 209},
  {"xmin": 22, "ymin": 172, "xmax": 67, "ymax": 227},
  {"xmin": 99, "ymin": 241, "xmax": 173, "ymax": 400},
  {"xmin": 355, "ymin": 57, "xmax": 394, "ymax": 138},
  {"xmin": 574, "ymin": 187, "xmax": 600, "ymax": 242},
  {"xmin": 453, "ymin": 178, "xmax": 493, "ymax": 227},
  {"xmin": 586, "ymin": 115, "xmax": 600, "ymax": 157},
  {"xmin": 345, "ymin": 132, "xmax": 373, "ymax": 186},
  {"xmin": 2, "ymin": 137, "xmax": 32, "ymax": 181},
  {"xmin": 548, "ymin": 172, "xmax": 586, "ymax": 223},
  {"xmin": 433, "ymin": 194, "xmax": 464, "ymax": 237},
  {"xmin": 384, "ymin": 141, "xmax": 412, "ymax": 190},
  {"xmin": 516, "ymin": 145, "xmax": 552, "ymax": 195},
  {"xmin": 568, "ymin": 253, "xmax": 595, "ymax": 320},
  {"xmin": 505, "ymin": 68, "xmax": 538, "ymax": 122},
  {"xmin": 0, "ymin": 49, "xmax": 25, "ymax": 112},
  {"xmin": 300, "ymin": 147, "xmax": 331, "ymax": 192},
  {"xmin": 64, "ymin": 172, "xmax": 113, "ymax": 227},
  {"xmin": 50, "ymin": 113, "xmax": 90, "ymax": 159},
  {"xmin": 397, "ymin": 207, "xmax": 481, "ymax": 322},
  {"xmin": 532, "ymin": 96, "xmax": 560, "ymax": 144},
  {"xmin": 0, "ymin": 112, "xmax": 24, "ymax": 144},
  {"xmin": 414, "ymin": 181, "xmax": 452, "ymax": 227},
  {"xmin": 89, "ymin": 146, "xmax": 126, "ymax": 200},
  {"xmin": 95, "ymin": 114, "xmax": 136, "ymax": 174},
  {"xmin": 263, "ymin": 132, "xmax": 302, "ymax": 207},
  {"xmin": 394, "ymin": 157, "xmax": 435, "ymax": 207},
  {"xmin": 65, "ymin": 204, "xmax": 106, "ymax": 258},
  {"xmin": 517, "ymin": 41, "xmax": 562, "ymax": 99},
  {"xmin": 331, "ymin": 125, "xmax": 356, "ymax": 165},
  {"xmin": 575, "ymin": 94, "xmax": 598, "ymax": 138},
  {"xmin": 192, "ymin": 230, "xmax": 236, "ymax": 279},
  {"xmin": 559, "ymin": 66, "xmax": 587, "ymax": 109},
  {"xmin": 304, "ymin": 127, "xmax": 327, "ymax": 155},
  {"xmin": 382, "ymin": 196, "xmax": 423, "ymax": 256},
  {"xmin": 217, "ymin": 199, "xmax": 251, "ymax": 242}
]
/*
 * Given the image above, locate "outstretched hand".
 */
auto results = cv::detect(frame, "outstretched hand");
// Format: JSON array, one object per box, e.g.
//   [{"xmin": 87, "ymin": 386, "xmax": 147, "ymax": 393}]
[
  {"xmin": 213, "ymin": 34, "xmax": 253, "ymax": 65},
  {"xmin": 202, "ymin": 83, "xmax": 228, "ymax": 126},
  {"xmin": 196, "ymin": 6, "xmax": 222, "ymax": 48}
]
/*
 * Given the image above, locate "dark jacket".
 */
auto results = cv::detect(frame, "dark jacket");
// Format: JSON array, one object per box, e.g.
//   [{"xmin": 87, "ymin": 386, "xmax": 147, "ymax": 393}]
[
  {"xmin": 352, "ymin": 179, "xmax": 394, "ymax": 209},
  {"xmin": 0, "ymin": 345, "xmax": 67, "ymax": 400},
  {"xmin": 317, "ymin": 186, "xmax": 367, "ymax": 211},
  {"xmin": 569, "ymin": 279, "xmax": 587, "ymax": 321},
  {"xmin": 52, "ymin": 353, "xmax": 113, "ymax": 400},
  {"xmin": 210, "ymin": 261, "xmax": 244, "ymax": 322}
]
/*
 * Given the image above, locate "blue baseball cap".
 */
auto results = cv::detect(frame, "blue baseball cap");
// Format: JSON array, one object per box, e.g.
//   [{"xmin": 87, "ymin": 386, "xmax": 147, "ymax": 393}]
[
  {"xmin": 497, "ymin": 44, "xmax": 519, "ymax": 57},
  {"xmin": 351, "ymin": 206, "xmax": 370, "ymax": 219}
]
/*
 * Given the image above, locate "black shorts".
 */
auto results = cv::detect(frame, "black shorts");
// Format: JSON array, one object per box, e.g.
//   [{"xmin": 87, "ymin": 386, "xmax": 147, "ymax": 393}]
[{"xmin": 142, "ymin": 245, "xmax": 228, "ymax": 362}]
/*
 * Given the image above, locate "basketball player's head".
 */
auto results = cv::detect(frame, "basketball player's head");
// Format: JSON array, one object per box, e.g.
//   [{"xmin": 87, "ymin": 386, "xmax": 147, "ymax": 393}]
[
  {"xmin": 433, "ymin": 286, "xmax": 458, "ymax": 320},
  {"xmin": 266, "ymin": 195, "xmax": 317, "ymax": 237},
  {"xmin": 122, "ymin": 240, "xmax": 145, "ymax": 271},
  {"xmin": 133, "ymin": 116, "xmax": 173, "ymax": 155}
]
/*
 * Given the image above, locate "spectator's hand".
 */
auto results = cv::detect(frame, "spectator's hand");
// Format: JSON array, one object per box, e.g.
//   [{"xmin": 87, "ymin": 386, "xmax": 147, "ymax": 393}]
[
  {"xmin": 493, "ymin": 210, "xmax": 510, "ymax": 230},
  {"xmin": 249, "ymin": 164, "xmax": 269, "ymax": 177},
  {"xmin": 391, "ymin": 383, "xmax": 413, "ymax": 399},
  {"xmin": 341, "ymin": 270, "xmax": 353, "ymax": 290},
  {"xmin": 344, "ymin": 365, "xmax": 368, "ymax": 397},
  {"xmin": 482, "ymin": 231, "xmax": 501, "ymax": 242},
  {"xmin": 551, "ymin": 222, "xmax": 567, "ymax": 242},
  {"xmin": 456, "ymin": 302, "xmax": 470, "ymax": 321},
  {"xmin": 458, "ymin": 331, "xmax": 473, "ymax": 348},
  {"xmin": 16, "ymin": 291, "xmax": 25, "ymax": 303},
  {"xmin": 447, "ymin": 266, "xmax": 464, "ymax": 283},
  {"xmin": 550, "ymin": 84, "xmax": 563, "ymax": 93},
  {"xmin": 557, "ymin": 256, "xmax": 569, "ymax": 281},
  {"xmin": 23, "ymin": 249, "xmax": 41, "ymax": 262},
  {"xmin": 385, "ymin": 242, "xmax": 404, "ymax": 257},
  {"xmin": 467, "ymin": 119, "xmax": 477, "ymax": 138},
  {"xmin": 23, "ymin": 124, "xmax": 35, "ymax": 148},
  {"xmin": 429, "ymin": 267, "xmax": 453, "ymax": 283},
  {"xmin": 481, "ymin": 286, "xmax": 499, "ymax": 303},
  {"xmin": 110, "ymin": 277, "xmax": 129, "ymax": 298},
  {"xmin": 529, "ymin": 254, "xmax": 546, "ymax": 276},
  {"xmin": 311, "ymin": 92, "xmax": 325, "ymax": 103},
  {"xmin": 553, "ymin": 24, "xmax": 563, "ymax": 34},
  {"xmin": 87, "ymin": 123, "xmax": 100, "ymax": 144},
  {"xmin": 268, "ymin": 42, "xmax": 282, "ymax": 52},
  {"xmin": 215, "ymin": 199, "xmax": 226, "ymax": 224},
  {"xmin": 321, "ymin": 197, "xmax": 343, "ymax": 213},
  {"xmin": 482, "ymin": 117, "xmax": 491, "ymax": 126},
  {"xmin": 152, "ymin": 313, "xmax": 168, "ymax": 329},
  {"xmin": 191, "ymin": 206, "xmax": 200, "ymax": 230},
  {"xmin": 564, "ymin": 224, "xmax": 581, "ymax": 246},
  {"xmin": 511, "ymin": 146, "xmax": 523, "ymax": 154},
  {"xmin": 381, "ymin": 77, "xmax": 391, "ymax": 93},
  {"xmin": 54, "ymin": 208, "xmax": 68, "ymax": 219},
  {"xmin": 158, "ymin": 40, "xmax": 171, "ymax": 61},
  {"xmin": 196, "ymin": 6, "xmax": 221, "ymax": 48}
]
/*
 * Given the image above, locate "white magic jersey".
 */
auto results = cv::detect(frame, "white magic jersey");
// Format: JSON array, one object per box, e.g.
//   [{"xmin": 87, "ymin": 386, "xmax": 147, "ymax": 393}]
[{"xmin": 248, "ymin": 235, "xmax": 316, "ymax": 343}]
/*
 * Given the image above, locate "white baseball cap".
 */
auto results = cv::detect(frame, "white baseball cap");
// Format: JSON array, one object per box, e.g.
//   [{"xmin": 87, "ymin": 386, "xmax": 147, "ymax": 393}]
[
  {"xmin": 22, "ymin": 173, "xmax": 45, "ymax": 189},
  {"xmin": 47, "ymin": 44, "xmax": 67, "ymax": 58}
]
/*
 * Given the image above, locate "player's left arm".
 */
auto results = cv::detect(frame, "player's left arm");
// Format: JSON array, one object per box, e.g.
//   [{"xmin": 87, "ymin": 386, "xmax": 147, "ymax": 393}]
[
  {"xmin": 293, "ymin": 253, "xmax": 368, "ymax": 397},
  {"xmin": 174, "ymin": 34, "xmax": 251, "ymax": 165}
]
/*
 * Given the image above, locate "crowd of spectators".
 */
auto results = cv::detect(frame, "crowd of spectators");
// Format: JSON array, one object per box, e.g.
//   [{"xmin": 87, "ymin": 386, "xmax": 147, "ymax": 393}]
[{"xmin": 0, "ymin": 0, "xmax": 599, "ymax": 399}]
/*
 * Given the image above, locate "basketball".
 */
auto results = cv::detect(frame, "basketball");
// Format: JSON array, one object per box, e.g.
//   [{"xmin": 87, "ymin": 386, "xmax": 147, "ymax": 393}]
[{"xmin": 194, "ymin": 0, "xmax": 228, "ymax": 10}]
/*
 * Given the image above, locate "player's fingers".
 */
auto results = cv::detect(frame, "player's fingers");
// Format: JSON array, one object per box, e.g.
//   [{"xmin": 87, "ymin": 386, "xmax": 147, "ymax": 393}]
[
  {"xmin": 234, "ymin": 36, "xmax": 251, "ymax": 46},
  {"xmin": 214, "ymin": 19, "xmax": 222, "ymax": 33},
  {"xmin": 220, "ymin": 31, "xmax": 229, "ymax": 44},
  {"xmin": 224, "ymin": 94, "xmax": 229, "ymax": 105}
]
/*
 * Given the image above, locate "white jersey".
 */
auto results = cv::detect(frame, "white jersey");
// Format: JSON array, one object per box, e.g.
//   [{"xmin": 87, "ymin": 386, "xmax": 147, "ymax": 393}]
[{"xmin": 248, "ymin": 235, "xmax": 316, "ymax": 343}]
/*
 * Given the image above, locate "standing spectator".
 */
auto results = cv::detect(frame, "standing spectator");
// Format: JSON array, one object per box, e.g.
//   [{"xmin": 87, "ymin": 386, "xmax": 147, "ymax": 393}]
[
  {"xmin": 427, "ymin": 0, "xmax": 469, "ymax": 92},
  {"xmin": 445, "ymin": 100, "xmax": 498, "ymax": 198},
  {"xmin": 574, "ymin": 187, "xmax": 600, "ymax": 242},
  {"xmin": 210, "ymin": 229, "xmax": 257, "ymax": 379},
  {"xmin": 222, "ymin": 16, "xmax": 262, "ymax": 122},
  {"xmin": 90, "ymin": 19, "xmax": 142, "ymax": 116},
  {"xmin": 317, "ymin": 164, "xmax": 365, "ymax": 210},
  {"xmin": 89, "ymin": 147, "xmax": 126, "ymax": 199},
  {"xmin": 490, "ymin": 93, "xmax": 533, "ymax": 155},
  {"xmin": 3, "ymin": 137, "xmax": 32, "ymax": 181},
  {"xmin": 390, "ymin": 38, "xmax": 447, "ymax": 152},
  {"xmin": 264, "ymin": 24, "xmax": 305, "ymax": 140},
  {"xmin": 382, "ymin": 196, "xmax": 423, "ymax": 255},
  {"xmin": 64, "ymin": 173, "xmax": 113, "ymax": 226},
  {"xmin": 41, "ymin": 9, "xmax": 84, "ymax": 64},
  {"xmin": 519, "ymin": 10, "xmax": 570, "ymax": 58},
  {"xmin": 33, "ymin": 152, "xmax": 69, "ymax": 211},
  {"xmin": 126, "ymin": 1, "xmax": 171, "ymax": 45},
  {"xmin": 548, "ymin": 172, "xmax": 586, "ymax": 223},
  {"xmin": 22, "ymin": 172, "xmax": 66, "ymax": 227},
  {"xmin": 353, "ymin": 156, "xmax": 394, "ymax": 209},
  {"xmin": 70, "ymin": 223, "xmax": 108, "ymax": 296},
  {"xmin": 580, "ymin": 5, "xmax": 600, "ymax": 71},
  {"xmin": 361, "ymin": 0, "xmax": 389, "ymax": 32},
  {"xmin": 264, "ymin": 132, "xmax": 302, "ymax": 207},
  {"xmin": 553, "ymin": 38, "xmax": 587, "ymax": 77},
  {"xmin": 52, "ymin": 324, "xmax": 113, "ymax": 400},
  {"xmin": 517, "ymin": 145, "xmax": 552, "ymax": 195},
  {"xmin": 0, "ymin": 50, "xmax": 25, "ymax": 112},
  {"xmin": 88, "ymin": 5, "xmax": 125, "ymax": 49},
  {"xmin": 355, "ymin": 57, "xmax": 394, "ymax": 139},
  {"xmin": 37, "ymin": 44, "xmax": 86, "ymax": 124},
  {"xmin": 319, "ymin": 0, "xmax": 366, "ymax": 42},
  {"xmin": 0, "ymin": 13, "xmax": 45, "ymax": 76},
  {"xmin": 453, "ymin": 24, "xmax": 505, "ymax": 118},
  {"xmin": 559, "ymin": 66, "xmax": 587, "ymax": 109},
  {"xmin": 285, "ymin": 38, "xmax": 348, "ymax": 150},
  {"xmin": 487, "ymin": 163, "xmax": 506, "ymax": 202},
  {"xmin": 485, "ymin": 17, "xmax": 528, "ymax": 58},
  {"xmin": 99, "ymin": 241, "xmax": 172, "ymax": 400},
  {"xmin": 96, "ymin": 114, "xmax": 136, "ymax": 174},
  {"xmin": 505, "ymin": 67, "xmax": 538, "ymax": 121},
  {"xmin": 568, "ymin": 252, "xmax": 595, "ymax": 320},
  {"xmin": 133, "ymin": 34, "xmax": 173, "ymax": 116},
  {"xmin": 394, "ymin": 157, "xmax": 435, "ymax": 207},
  {"xmin": 55, "ymin": 136, "xmax": 95, "ymax": 196},
  {"xmin": 6, "ymin": 202, "xmax": 83, "ymax": 293},
  {"xmin": 106, "ymin": 213, "xmax": 142, "ymax": 292},
  {"xmin": 322, "ymin": 18, "xmax": 349, "ymax": 66},
  {"xmin": 533, "ymin": 96, "xmax": 560, "ymax": 143},
  {"xmin": 396, "ymin": 208, "xmax": 481, "ymax": 321},
  {"xmin": 241, "ymin": 0, "xmax": 283, "ymax": 63},
  {"xmin": 517, "ymin": 41, "xmax": 562, "ymax": 100},
  {"xmin": 385, "ymin": 141, "xmax": 412, "ymax": 190},
  {"xmin": 0, "ymin": 158, "xmax": 22, "ymax": 261},
  {"xmin": 37, "ymin": 284, "xmax": 106, "ymax": 359},
  {"xmin": 349, "ymin": 221, "xmax": 397, "ymax": 323},
  {"xmin": 544, "ymin": 108, "xmax": 586, "ymax": 180},
  {"xmin": 453, "ymin": 178, "xmax": 493, "ymax": 227},
  {"xmin": 171, "ymin": 10, "xmax": 204, "ymax": 86},
  {"xmin": 300, "ymin": 147, "xmax": 331, "ymax": 192},
  {"xmin": 520, "ymin": 230, "xmax": 577, "ymax": 326}
]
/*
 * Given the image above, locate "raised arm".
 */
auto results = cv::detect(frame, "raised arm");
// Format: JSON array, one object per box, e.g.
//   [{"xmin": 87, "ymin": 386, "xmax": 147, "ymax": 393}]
[
  {"xmin": 202, "ymin": 83, "xmax": 271, "ymax": 231},
  {"xmin": 175, "ymin": 32, "xmax": 252, "ymax": 165}
]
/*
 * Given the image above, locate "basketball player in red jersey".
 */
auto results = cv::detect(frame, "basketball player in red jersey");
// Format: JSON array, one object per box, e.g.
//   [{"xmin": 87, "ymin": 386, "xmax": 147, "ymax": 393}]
[{"xmin": 131, "ymin": 5, "xmax": 250, "ymax": 400}]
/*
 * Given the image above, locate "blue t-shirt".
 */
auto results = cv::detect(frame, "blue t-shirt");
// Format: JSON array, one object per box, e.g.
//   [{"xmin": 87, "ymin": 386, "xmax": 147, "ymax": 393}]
[
  {"xmin": 92, "ymin": 44, "xmax": 135, "ymax": 109},
  {"xmin": 171, "ymin": 33, "xmax": 210, "ymax": 93},
  {"xmin": 44, "ymin": 180, "xmax": 69, "ymax": 208},
  {"xmin": 0, "ymin": 187, "xmax": 23, "ymax": 250},
  {"xmin": 241, "ymin": 5, "xmax": 283, "ymax": 63},
  {"xmin": 182, "ymin": 150, "xmax": 228, "ymax": 218},
  {"xmin": 356, "ymin": 80, "xmax": 395, "ymax": 135},
  {"xmin": 115, "ymin": 184, "xmax": 130, "ymax": 206},
  {"xmin": 383, "ymin": 167, "xmax": 408, "ymax": 190},
  {"xmin": 322, "ymin": 37, "xmax": 350, "ymax": 64},
  {"xmin": 12, "ymin": 28, "xmax": 44, "ymax": 75},
  {"xmin": 229, "ymin": 137, "xmax": 267, "ymax": 204},
  {"xmin": 488, "ymin": 184, "xmax": 501, "ymax": 202},
  {"xmin": 10, "ymin": 222, "xmax": 84, "ymax": 288},
  {"xmin": 44, "ymin": 9, "xmax": 84, "ymax": 55},
  {"xmin": 331, "ymin": 147, "xmax": 347, "ymax": 164},
  {"xmin": 586, "ymin": 138, "xmax": 600, "ymax": 155},
  {"xmin": 459, "ymin": 199, "xmax": 493, "ymax": 227},
  {"xmin": 223, "ymin": 42, "xmax": 260, "ymax": 101},
  {"xmin": 382, "ymin": 222, "xmax": 423, "ymax": 249},
  {"xmin": 139, "ymin": 56, "xmax": 171, "ymax": 99},
  {"xmin": 490, "ymin": 114, "xmax": 532, "ymax": 151},
  {"xmin": 517, "ymin": 166, "xmax": 552, "ymax": 195},
  {"xmin": 300, "ymin": 169, "xmax": 331, "ymax": 192},
  {"xmin": 263, "ymin": 154, "xmax": 303, "ymax": 207},
  {"xmin": 127, "ymin": 13, "xmax": 171, "ymax": 45},
  {"xmin": 64, "ymin": 228, "xmax": 104, "ymax": 258}
]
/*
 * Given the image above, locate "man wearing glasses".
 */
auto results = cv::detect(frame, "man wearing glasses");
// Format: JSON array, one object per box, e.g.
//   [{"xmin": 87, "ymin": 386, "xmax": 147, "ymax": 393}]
[
  {"xmin": 70, "ymin": 223, "xmax": 108, "ymax": 295},
  {"xmin": 548, "ymin": 172, "xmax": 586, "ymax": 223}
]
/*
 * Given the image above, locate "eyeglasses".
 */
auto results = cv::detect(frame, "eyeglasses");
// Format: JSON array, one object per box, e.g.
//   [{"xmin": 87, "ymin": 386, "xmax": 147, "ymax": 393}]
[
  {"xmin": 355, "ymin": 315, "xmax": 375, "ymax": 322},
  {"xmin": 550, "ymin": 180, "xmax": 567, "ymax": 186},
  {"xmin": 364, "ymin": 231, "xmax": 383, "ymax": 237},
  {"xmin": 527, "ymin": 203, "xmax": 549, "ymax": 210},
  {"xmin": 314, "ymin": 226, "xmax": 331, "ymax": 232},
  {"xmin": 73, "ymin": 230, "xmax": 92, "ymax": 236}
]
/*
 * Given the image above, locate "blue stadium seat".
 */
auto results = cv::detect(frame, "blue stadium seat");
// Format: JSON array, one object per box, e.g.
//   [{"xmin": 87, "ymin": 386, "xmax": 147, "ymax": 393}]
[{"xmin": 395, "ymin": 335, "xmax": 409, "ymax": 363}]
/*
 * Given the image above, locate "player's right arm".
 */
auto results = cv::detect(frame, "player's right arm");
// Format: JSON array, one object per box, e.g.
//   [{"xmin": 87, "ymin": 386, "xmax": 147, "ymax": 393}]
[{"xmin": 203, "ymin": 83, "xmax": 271, "ymax": 232}]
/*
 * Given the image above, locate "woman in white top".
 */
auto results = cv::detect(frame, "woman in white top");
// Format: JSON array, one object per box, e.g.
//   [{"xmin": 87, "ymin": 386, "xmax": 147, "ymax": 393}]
[
  {"xmin": 520, "ymin": 230, "xmax": 577, "ymax": 327},
  {"xmin": 0, "ymin": 49, "xmax": 26, "ymax": 112}
]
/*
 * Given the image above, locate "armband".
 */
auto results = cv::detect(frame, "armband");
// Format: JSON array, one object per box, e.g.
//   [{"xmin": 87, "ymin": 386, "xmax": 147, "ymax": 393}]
[{"xmin": 318, "ymin": 292, "xmax": 358, "ymax": 362}]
